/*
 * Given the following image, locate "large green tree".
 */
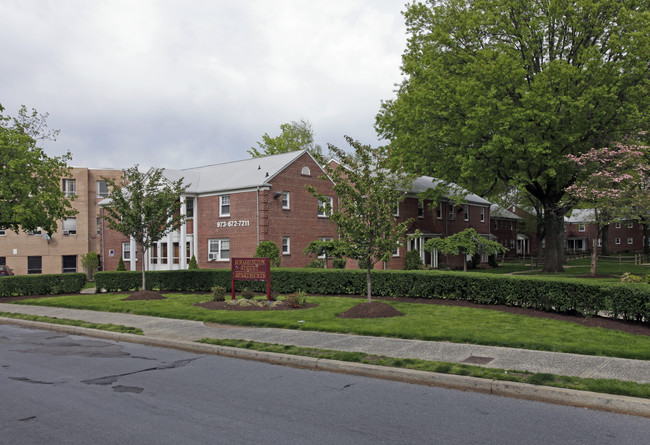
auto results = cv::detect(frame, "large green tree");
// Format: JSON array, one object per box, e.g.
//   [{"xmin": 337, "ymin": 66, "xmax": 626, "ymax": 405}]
[
  {"xmin": 249, "ymin": 118, "xmax": 322, "ymax": 158},
  {"xmin": 101, "ymin": 166, "xmax": 187, "ymax": 290},
  {"xmin": 307, "ymin": 137, "xmax": 416, "ymax": 301},
  {"xmin": 376, "ymin": 0, "xmax": 650, "ymax": 272},
  {"xmin": 0, "ymin": 104, "xmax": 76, "ymax": 235}
]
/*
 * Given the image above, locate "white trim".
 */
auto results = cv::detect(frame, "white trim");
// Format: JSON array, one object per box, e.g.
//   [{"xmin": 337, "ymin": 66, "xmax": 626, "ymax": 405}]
[
  {"xmin": 219, "ymin": 195, "xmax": 231, "ymax": 217},
  {"xmin": 282, "ymin": 191, "xmax": 290, "ymax": 210},
  {"xmin": 282, "ymin": 236, "xmax": 290, "ymax": 255}
]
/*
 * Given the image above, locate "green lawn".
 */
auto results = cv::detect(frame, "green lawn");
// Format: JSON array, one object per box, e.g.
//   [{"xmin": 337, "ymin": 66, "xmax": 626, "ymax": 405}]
[{"xmin": 11, "ymin": 293, "xmax": 650, "ymax": 360}]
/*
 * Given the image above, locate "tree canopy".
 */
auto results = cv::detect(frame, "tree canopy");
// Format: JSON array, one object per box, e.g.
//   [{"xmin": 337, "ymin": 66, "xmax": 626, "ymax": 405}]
[
  {"xmin": 0, "ymin": 104, "xmax": 76, "ymax": 235},
  {"xmin": 307, "ymin": 136, "xmax": 416, "ymax": 301},
  {"xmin": 376, "ymin": 0, "xmax": 650, "ymax": 272},
  {"xmin": 248, "ymin": 118, "xmax": 322, "ymax": 158},
  {"xmin": 424, "ymin": 228, "xmax": 507, "ymax": 272},
  {"xmin": 101, "ymin": 166, "xmax": 187, "ymax": 290}
]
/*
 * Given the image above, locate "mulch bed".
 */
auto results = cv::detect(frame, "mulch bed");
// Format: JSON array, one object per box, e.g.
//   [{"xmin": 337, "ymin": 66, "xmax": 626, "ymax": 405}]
[
  {"xmin": 123, "ymin": 290, "xmax": 166, "ymax": 301},
  {"xmin": 337, "ymin": 301, "xmax": 404, "ymax": 319},
  {"xmin": 195, "ymin": 300, "xmax": 318, "ymax": 311},
  {"xmin": 2, "ymin": 292, "xmax": 648, "ymax": 336}
]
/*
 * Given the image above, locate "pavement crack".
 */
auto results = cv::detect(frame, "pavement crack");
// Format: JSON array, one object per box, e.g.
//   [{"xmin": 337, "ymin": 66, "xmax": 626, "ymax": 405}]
[
  {"xmin": 82, "ymin": 357, "xmax": 202, "ymax": 386},
  {"xmin": 9, "ymin": 376, "xmax": 60, "ymax": 385}
]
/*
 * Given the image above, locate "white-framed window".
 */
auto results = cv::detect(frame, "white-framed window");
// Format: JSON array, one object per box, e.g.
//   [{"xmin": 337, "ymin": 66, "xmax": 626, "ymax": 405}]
[
  {"xmin": 27, "ymin": 227, "xmax": 43, "ymax": 236},
  {"xmin": 627, "ymin": 237, "xmax": 634, "ymax": 245},
  {"xmin": 185, "ymin": 198, "xmax": 194, "ymax": 219},
  {"xmin": 282, "ymin": 192, "xmax": 290, "ymax": 210},
  {"xmin": 122, "ymin": 242, "xmax": 137, "ymax": 261},
  {"xmin": 317, "ymin": 237, "xmax": 333, "ymax": 258},
  {"xmin": 96, "ymin": 180, "xmax": 109, "ymax": 198},
  {"xmin": 219, "ymin": 195, "xmax": 230, "ymax": 217},
  {"xmin": 151, "ymin": 244, "xmax": 158, "ymax": 264},
  {"xmin": 615, "ymin": 238, "xmax": 621, "ymax": 245},
  {"xmin": 628, "ymin": 221, "xmax": 634, "ymax": 228},
  {"xmin": 208, "ymin": 238, "xmax": 230, "ymax": 261},
  {"xmin": 161, "ymin": 242, "xmax": 168, "ymax": 264},
  {"xmin": 62, "ymin": 217, "xmax": 77, "ymax": 235},
  {"xmin": 510, "ymin": 239, "xmax": 515, "ymax": 249},
  {"xmin": 449, "ymin": 205, "xmax": 455, "ymax": 221},
  {"xmin": 615, "ymin": 222, "xmax": 621, "ymax": 229},
  {"xmin": 301, "ymin": 166, "xmax": 311, "ymax": 176},
  {"xmin": 578, "ymin": 224, "xmax": 586, "ymax": 232},
  {"xmin": 392, "ymin": 246, "xmax": 400, "ymax": 257},
  {"xmin": 62, "ymin": 179, "xmax": 76, "ymax": 197},
  {"xmin": 464, "ymin": 205, "xmax": 469, "ymax": 221},
  {"xmin": 393, "ymin": 202, "xmax": 400, "ymax": 217},
  {"xmin": 598, "ymin": 238, "xmax": 602, "ymax": 247},
  {"xmin": 318, "ymin": 196, "xmax": 333, "ymax": 217},
  {"xmin": 282, "ymin": 237, "xmax": 290, "ymax": 255},
  {"xmin": 437, "ymin": 202, "xmax": 443, "ymax": 220},
  {"xmin": 418, "ymin": 200, "xmax": 424, "ymax": 218},
  {"xmin": 480, "ymin": 207, "xmax": 485, "ymax": 223}
]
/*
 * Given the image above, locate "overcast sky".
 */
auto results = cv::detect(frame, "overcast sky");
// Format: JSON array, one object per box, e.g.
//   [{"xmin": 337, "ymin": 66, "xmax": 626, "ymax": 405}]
[{"xmin": 1, "ymin": 0, "xmax": 407, "ymax": 170}]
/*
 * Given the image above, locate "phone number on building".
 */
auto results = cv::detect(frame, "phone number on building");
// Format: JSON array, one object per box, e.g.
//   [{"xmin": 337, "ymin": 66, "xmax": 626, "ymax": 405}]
[{"xmin": 216, "ymin": 220, "xmax": 251, "ymax": 228}]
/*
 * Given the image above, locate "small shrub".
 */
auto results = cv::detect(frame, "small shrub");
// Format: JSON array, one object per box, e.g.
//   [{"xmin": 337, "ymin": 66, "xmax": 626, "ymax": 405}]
[
  {"xmin": 404, "ymin": 249, "xmax": 423, "ymax": 270},
  {"xmin": 241, "ymin": 288, "xmax": 255, "ymax": 299},
  {"xmin": 116, "ymin": 256, "xmax": 126, "ymax": 272},
  {"xmin": 211, "ymin": 286, "xmax": 226, "ymax": 301},
  {"xmin": 332, "ymin": 258, "xmax": 347, "ymax": 269},
  {"xmin": 621, "ymin": 272, "xmax": 642, "ymax": 283},
  {"xmin": 285, "ymin": 290, "xmax": 307, "ymax": 308},
  {"xmin": 305, "ymin": 259, "xmax": 325, "ymax": 268},
  {"xmin": 270, "ymin": 292, "xmax": 279, "ymax": 302},
  {"xmin": 81, "ymin": 252, "xmax": 99, "ymax": 281},
  {"xmin": 254, "ymin": 241, "xmax": 281, "ymax": 267},
  {"xmin": 188, "ymin": 255, "xmax": 199, "ymax": 270}
]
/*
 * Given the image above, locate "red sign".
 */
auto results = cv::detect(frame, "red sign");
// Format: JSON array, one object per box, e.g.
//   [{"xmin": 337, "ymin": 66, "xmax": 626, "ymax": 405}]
[{"xmin": 231, "ymin": 258, "xmax": 271, "ymax": 300}]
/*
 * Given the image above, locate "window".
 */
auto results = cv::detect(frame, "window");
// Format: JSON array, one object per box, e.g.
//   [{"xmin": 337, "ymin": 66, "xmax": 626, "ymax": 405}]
[
  {"xmin": 627, "ymin": 237, "xmax": 634, "ymax": 245},
  {"xmin": 578, "ymin": 224, "xmax": 586, "ymax": 232},
  {"xmin": 282, "ymin": 237, "xmax": 290, "ymax": 255},
  {"xmin": 318, "ymin": 196, "xmax": 333, "ymax": 217},
  {"xmin": 417, "ymin": 200, "xmax": 424, "ymax": 218},
  {"xmin": 151, "ymin": 244, "xmax": 158, "ymax": 264},
  {"xmin": 317, "ymin": 237, "xmax": 333, "ymax": 258},
  {"xmin": 0, "ymin": 229, "xmax": 5, "ymax": 236},
  {"xmin": 96, "ymin": 180, "xmax": 109, "ymax": 198},
  {"xmin": 449, "ymin": 205, "xmax": 455, "ymax": 221},
  {"xmin": 208, "ymin": 238, "xmax": 230, "ymax": 261},
  {"xmin": 185, "ymin": 198, "xmax": 194, "ymax": 219},
  {"xmin": 62, "ymin": 179, "xmax": 76, "ymax": 197},
  {"xmin": 62, "ymin": 217, "xmax": 77, "ymax": 235},
  {"xmin": 437, "ymin": 202, "xmax": 443, "ymax": 220},
  {"xmin": 282, "ymin": 192, "xmax": 290, "ymax": 209},
  {"xmin": 96, "ymin": 218, "xmax": 101, "ymax": 235},
  {"xmin": 392, "ymin": 247, "xmax": 400, "ymax": 257},
  {"xmin": 219, "ymin": 195, "xmax": 230, "ymax": 217},
  {"xmin": 301, "ymin": 166, "xmax": 311, "ymax": 176},
  {"xmin": 615, "ymin": 222, "xmax": 621, "ymax": 229},
  {"xmin": 494, "ymin": 220, "xmax": 498, "ymax": 229},
  {"xmin": 28, "ymin": 256, "xmax": 42, "ymax": 274},
  {"xmin": 122, "ymin": 242, "xmax": 137, "ymax": 261},
  {"xmin": 393, "ymin": 202, "xmax": 399, "ymax": 217},
  {"xmin": 510, "ymin": 239, "xmax": 515, "ymax": 249},
  {"xmin": 0, "ymin": 257, "xmax": 5, "ymax": 265},
  {"xmin": 480, "ymin": 207, "xmax": 485, "ymax": 223},
  {"xmin": 615, "ymin": 238, "xmax": 621, "ymax": 245},
  {"xmin": 161, "ymin": 243, "xmax": 168, "ymax": 264},
  {"xmin": 464, "ymin": 205, "xmax": 469, "ymax": 221},
  {"xmin": 62, "ymin": 255, "xmax": 77, "ymax": 273},
  {"xmin": 173, "ymin": 242, "xmax": 180, "ymax": 264},
  {"xmin": 27, "ymin": 227, "xmax": 42, "ymax": 235},
  {"xmin": 598, "ymin": 238, "xmax": 602, "ymax": 247},
  {"xmin": 628, "ymin": 222, "xmax": 634, "ymax": 229}
]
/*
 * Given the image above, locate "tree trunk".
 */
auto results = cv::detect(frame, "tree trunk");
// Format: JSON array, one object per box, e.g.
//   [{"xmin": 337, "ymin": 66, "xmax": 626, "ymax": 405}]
[
  {"xmin": 590, "ymin": 239, "xmax": 598, "ymax": 277},
  {"xmin": 141, "ymin": 246, "xmax": 147, "ymax": 291},
  {"xmin": 366, "ymin": 266, "xmax": 372, "ymax": 303},
  {"xmin": 542, "ymin": 208, "xmax": 566, "ymax": 273}
]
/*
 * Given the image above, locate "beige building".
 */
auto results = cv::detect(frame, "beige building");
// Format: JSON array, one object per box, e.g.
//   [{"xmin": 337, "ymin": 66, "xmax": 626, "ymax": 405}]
[{"xmin": 0, "ymin": 167, "xmax": 122, "ymax": 275}]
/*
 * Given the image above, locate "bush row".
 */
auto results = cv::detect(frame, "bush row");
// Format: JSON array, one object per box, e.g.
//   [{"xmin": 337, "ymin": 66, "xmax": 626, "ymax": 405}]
[
  {"xmin": 94, "ymin": 269, "xmax": 650, "ymax": 323},
  {"xmin": 0, "ymin": 273, "xmax": 86, "ymax": 297}
]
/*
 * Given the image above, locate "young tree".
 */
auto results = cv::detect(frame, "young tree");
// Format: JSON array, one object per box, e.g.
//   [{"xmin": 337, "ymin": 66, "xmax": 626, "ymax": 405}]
[
  {"xmin": 80, "ymin": 252, "xmax": 99, "ymax": 281},
  {"xmin": 0, "ymin": 104, "xmax": 76, "ymax": 235},
  {"xmin": 564, "ymin": 144, "xmax": 650, "ymax": 276},
  {"xmin": 307, "ymin": 136, "xmax": 416, "ymax": 302},
  {"xmin": 101, "ymin": 166, "xmax": 187, "ymax": 290},
  {"xmin": 248, "ymin": 118, "xmax": 322, "ymax": 158},
  {"xmin": 303, "ymin": 239, "xmax": 346, "ymax": 269},
  {"xmin": 254, "ymin": 241, "xmax": 281, "ymax": 267},
  {"xmin": 424, "ymin": 228, "xmax": 507, "ymax": 272},
  {"xmin": 376, "ymin": 0, "xmax": 650, "ymax": 273}
]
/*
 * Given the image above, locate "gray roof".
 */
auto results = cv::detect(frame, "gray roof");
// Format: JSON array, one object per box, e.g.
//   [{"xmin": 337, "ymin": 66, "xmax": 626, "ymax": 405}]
[
  {"xmin": 162, "ymin": 150, "xmax": 317, "ymax": 194},
  {"xmin": 565, "ymin": 209, "xmax": 596, "ymax": 223},
  {"xmin": 409, "ymin": 176, "xmax": 492, "ymax": 207},
  {"xmin": 490, "ymin": 204, "xmax": 522, "ymax": 220}
]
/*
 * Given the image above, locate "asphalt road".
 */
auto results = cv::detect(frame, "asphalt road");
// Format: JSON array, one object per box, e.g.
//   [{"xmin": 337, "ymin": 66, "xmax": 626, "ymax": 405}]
[{"xmin": 1, "ymin": 324, "xmax": 648, "ymax": 444}]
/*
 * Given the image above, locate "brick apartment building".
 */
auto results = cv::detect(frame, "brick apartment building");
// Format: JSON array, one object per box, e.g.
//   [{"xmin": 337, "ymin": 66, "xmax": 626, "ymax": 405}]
[
  {"xmin": 565, "ymin": 209, "xmax": 647, "ymax": 254},
  {"xmin": 0, "ymin": 167, "xmax": 123, "ymax": 275}
]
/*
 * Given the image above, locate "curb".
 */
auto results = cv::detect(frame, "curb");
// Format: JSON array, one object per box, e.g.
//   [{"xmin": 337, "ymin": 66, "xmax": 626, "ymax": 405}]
[{"xmin": 2, "ymin": 317, "xmax": 649, "ymax": 418}]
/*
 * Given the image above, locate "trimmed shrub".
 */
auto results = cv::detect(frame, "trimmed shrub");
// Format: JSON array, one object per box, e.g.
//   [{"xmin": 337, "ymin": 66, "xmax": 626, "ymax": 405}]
[
  {"xmin": 305, "ymin": 259, "xmax": 325, "ymax": 268},
  {"xmin": 116, "ymin": 256, "xmax": 126, "ymax": 271},
  {"xmin": 332, "ymin": 258, "xmax": 347, "ymax": 269},
  {"xmin": 188, "ymin": 255, "xmax": 199, "ymax": 270},
  {"xmin": 254, "ymin": 241, "xmax": 281, "ymax": 267},
  {"xmin": 211, "ymin": 286, "xmax": 226, "ymax": 301},
  {"xmin": 0, "ymin": 273, "xmax": 86, "ymax": 298},
  {"xmin": 404, "ymin": 249, "xmax": 423, "ymax": 270}
]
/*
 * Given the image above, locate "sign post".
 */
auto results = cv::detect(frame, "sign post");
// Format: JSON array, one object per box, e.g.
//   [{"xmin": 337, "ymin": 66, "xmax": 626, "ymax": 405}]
[{"xmin": 231, "ymin": 257, "xmax": 272, "ymax": 301}]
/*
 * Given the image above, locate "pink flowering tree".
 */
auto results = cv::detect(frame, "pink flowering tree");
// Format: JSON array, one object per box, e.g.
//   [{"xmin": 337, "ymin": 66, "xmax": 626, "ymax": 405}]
[{"xmin": 564, "ymin": 144, "xmax": 650, "ymax": 276}]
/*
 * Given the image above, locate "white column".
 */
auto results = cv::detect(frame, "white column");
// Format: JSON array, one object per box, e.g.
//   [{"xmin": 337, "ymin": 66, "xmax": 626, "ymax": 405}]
[
  {"xmin": 193, "ymin": 197, "xmax": 198, "ymax": 264},
  {"xmin": 167, "ymin": 231, "xmax": 173, "ymax": 270},
  {"xmin": 129, "ymin": 237, "xmax": 137, "ymax": 271},
  {"xmin": 180, "ymin": 196, "xmax": 187, "ymax": 269}
]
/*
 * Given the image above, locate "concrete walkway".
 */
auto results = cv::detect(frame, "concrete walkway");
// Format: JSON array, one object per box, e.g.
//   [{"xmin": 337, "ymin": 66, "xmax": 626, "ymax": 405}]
[{"xmin": 1, "ymin": 302, "xmax": 649, "ymax": 417}]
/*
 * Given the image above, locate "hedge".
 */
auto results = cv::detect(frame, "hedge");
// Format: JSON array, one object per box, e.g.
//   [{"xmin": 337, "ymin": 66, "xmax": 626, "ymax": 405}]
[
  {"xmin": 0, "ymin": 273, "xmax": 86, "ymax": 297},
  {"xmin": 94, "ymin": 268, "xmax": 649, "ymax": 323}
]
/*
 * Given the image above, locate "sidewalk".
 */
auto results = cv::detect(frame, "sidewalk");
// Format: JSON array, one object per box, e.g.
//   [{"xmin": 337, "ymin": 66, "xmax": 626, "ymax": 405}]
[{"xmin": 1, "ymin": 302, "xmax": 649, "ymax": 417}]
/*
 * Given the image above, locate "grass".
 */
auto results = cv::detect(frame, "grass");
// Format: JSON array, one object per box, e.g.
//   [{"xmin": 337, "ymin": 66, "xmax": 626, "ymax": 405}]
[
  {"xmin": 198, "ymin": 338, "xmax": 650, "ymax": 400},
  {"xmin": 10, "ymin": 293, "xmax": 650, "ymax": 360},
  {"xmin": 0, "ymin": 311, "xmax": 143, "ymax": 335}
]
